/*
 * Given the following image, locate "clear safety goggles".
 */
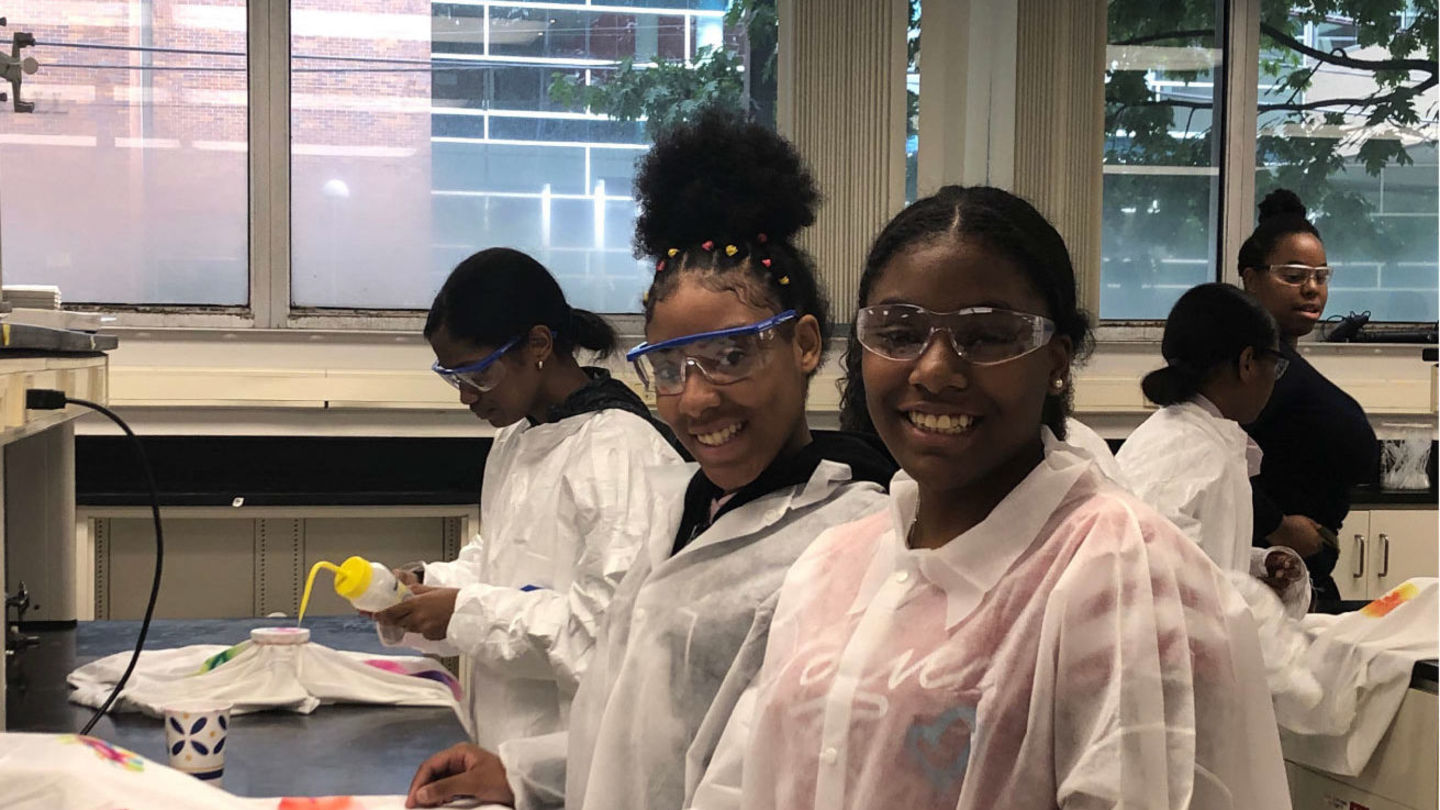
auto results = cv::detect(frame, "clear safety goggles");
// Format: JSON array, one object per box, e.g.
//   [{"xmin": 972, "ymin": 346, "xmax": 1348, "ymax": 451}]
[
  {"xmin": 1258, "ymin": 263, "xmax": 1333, "ymax": 286},
  {"xmin": 856, "ymin": 303, "xmax": 1056, "ymax": 365},
  {"xmin": 431, "ymin": 335, "xmax": 521, "ymax": 393},
  {"xmin": 1258, "ymin": 347, "xmax": 1290, "ymax": 380},
  {"xmin": 627, "ymin": 310, "xmax": 797, "ymax": 396}
]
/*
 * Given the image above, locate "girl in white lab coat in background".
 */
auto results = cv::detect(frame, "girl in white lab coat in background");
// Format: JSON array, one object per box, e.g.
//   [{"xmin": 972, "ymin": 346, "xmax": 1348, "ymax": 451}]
[
  {"xmin": 402, "ymin": 109, "xmax": 893, "ymax": 809},
  {"xmin": 691, "ymin": 186, "xmax": 1291, "ymax": 810},
  {"xmin": 376, "ymin": 247, "xmax": 684, "ymax": 749},
  {"xmin": 1117, "ymin": 282, "xmax": 1307, "ymax": 605}
]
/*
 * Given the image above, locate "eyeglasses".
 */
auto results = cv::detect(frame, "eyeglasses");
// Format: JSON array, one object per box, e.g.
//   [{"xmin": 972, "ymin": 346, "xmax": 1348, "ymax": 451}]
[
  {"xmin": 627, "ymin": 310, "xmax": 797, "ymax": 396},
  {"xmin": 431, "ymin": 335, "xmax": 522, "ymax": 393},
  {"xmin": 1259, "ymin": 347, "xmax": 1290, "ymax": 380},
  {"xmin": 855, "ymin": 304, "xmax": 1056, "ymax": 364},
  {"xmin": 1257, "ymin": 263, "xmax": 1333, "ymax": 286}
]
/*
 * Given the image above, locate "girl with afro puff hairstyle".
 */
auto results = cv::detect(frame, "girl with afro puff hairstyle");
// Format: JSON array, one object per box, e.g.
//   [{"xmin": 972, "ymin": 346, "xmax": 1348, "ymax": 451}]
[{"xmin": 402, "ymin": 108, "xmax": 894, "ymax": 810}]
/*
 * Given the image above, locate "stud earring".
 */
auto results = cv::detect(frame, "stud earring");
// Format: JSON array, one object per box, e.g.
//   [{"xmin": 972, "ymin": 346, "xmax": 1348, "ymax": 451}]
[
  {"xmin": 538, "ymin": 359, "xmax": 545, "ymax": 372},
  {"xmin": 1052, "ymin": 378, "xmax": 1065, "ymax": 390}
]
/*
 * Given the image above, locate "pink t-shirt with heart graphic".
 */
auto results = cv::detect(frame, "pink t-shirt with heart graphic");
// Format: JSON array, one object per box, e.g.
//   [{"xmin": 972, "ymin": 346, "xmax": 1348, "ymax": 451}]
[{"xmin": 691, "ymin": 435, "xmax": 1290, "ymax": 810}]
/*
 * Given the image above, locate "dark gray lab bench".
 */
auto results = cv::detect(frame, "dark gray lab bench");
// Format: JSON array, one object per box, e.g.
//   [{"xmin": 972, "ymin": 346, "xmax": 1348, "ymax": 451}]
[{"xmin": 5, "ymin": 616, "xmax": 468, "ymax": 797}]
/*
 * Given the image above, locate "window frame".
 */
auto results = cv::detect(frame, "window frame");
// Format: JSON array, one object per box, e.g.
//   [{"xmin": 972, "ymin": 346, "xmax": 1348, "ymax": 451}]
[
  {"xmin": 1095, "ymin": 0, "xmax": 1436, "ymax": 332},
  {"xmin": 46, "ymin": 0, "xmax": 1438, "ymax": 332},
  {"xmin": 59, "ymin": 0, "xmax": 718, "ymax": 332}
]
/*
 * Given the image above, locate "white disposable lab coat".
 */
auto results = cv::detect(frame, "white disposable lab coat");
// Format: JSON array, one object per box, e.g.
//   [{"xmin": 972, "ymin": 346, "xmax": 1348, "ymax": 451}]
[
  {"xmin": 406, "ymin": 408, "xmax": 683, "ymax": 749},
  {"xmin": 1063, "ymin": 417, "xmax": 1126, "ymax": 485},
  {"xmin": 692, "ymin": 432, "xmax": 1290, "ymax": 810},
  {"xmin": 498, "ymin": 459, "xmax": 889, "ymax": 810},
  {"xmin": 1115, "ymin": 397, "xmax": 1258, "ymax": 573}
]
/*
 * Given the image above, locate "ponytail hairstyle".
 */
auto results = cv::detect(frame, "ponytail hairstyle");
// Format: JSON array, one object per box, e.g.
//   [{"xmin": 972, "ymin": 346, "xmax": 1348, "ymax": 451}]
[
  {"xmin": 1141, "ymin": 282, "xmax": 1280, "ymax": 406},
  {"xmin": 424, "ymin": 247, "xmax": 618, "ymax": 359},
  {"xmin": 633, "ymin": 106, "xmax": 830, "ymax": 371},
  {"xmin": 839, "ymin": 185, "xmax": 1093, "ymax": 437},
  {"xmin": 1238, "ymin": 188, "xmax": 1323, "ymax": 275}
]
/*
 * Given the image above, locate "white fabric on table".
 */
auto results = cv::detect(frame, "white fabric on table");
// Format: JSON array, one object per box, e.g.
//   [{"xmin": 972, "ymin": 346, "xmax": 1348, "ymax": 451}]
[{"xmin": 68, "ymin": 639, "xmax": 465, "ymax": 731}]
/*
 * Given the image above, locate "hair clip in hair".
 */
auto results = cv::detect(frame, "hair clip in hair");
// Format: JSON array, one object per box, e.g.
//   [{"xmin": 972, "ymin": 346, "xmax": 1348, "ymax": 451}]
[
  {"xmin": 656, "ymin": 259, "xmax": 666, "ymax": 272},
  {"xmin": 760, "ymin": 258, "xmax": 772, "ymax": 268},
  {"xmin": 642, "ymin": 290, "xmax": 651, "ymax": 305},
  {"xmin": 778, "ymin": 276, "xmax": 790, "ymax": 286},
  {"xmin": 667, "ymin": 248, "xmax": 679, "ymax": 258},
  {"xmin": 756, "ymin": 233, "xmax": 768, "ymax": 244},
  {"xmin": 700, "ymin": 240, "xmax": 715, "ymax": 252},
  {"xmin": 724, "ymin": 244, "xmax": 739, "ymax": 257}
]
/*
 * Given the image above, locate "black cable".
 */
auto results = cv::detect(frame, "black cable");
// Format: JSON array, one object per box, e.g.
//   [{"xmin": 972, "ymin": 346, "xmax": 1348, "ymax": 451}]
[{"xmin": 25, "ymin": 393, "xmax": 165, "ymax": 736}]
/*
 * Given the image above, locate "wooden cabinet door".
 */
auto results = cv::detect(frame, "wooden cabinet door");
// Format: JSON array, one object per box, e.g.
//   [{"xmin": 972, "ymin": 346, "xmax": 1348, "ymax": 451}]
[
  {"xmin": 1333, "ymin": 510, "xmax": 1372, "ymax": 601},
  {"xmin": 1371, "ymin": 508, "xmax": 1440, "ymax": 597}
]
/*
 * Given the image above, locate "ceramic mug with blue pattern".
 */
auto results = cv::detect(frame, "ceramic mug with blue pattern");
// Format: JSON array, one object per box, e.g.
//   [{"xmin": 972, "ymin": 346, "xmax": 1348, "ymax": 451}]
[{"xmin": 162, "ymin": 700, "xmax": 233, "ymax": 786}]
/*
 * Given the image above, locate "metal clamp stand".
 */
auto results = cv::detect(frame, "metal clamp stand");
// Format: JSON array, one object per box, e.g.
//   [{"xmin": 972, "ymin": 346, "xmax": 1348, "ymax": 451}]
[
  {"xmin": 0, "ymin": 12, "xmax": 37, "ymax": 308},
  {"xmin": 5, "ymin": 580, "xmax": 39, "ymax": 655},
  {"xmin": 0, "ymin": 17, "xmax": 39, "ymax": 113}
]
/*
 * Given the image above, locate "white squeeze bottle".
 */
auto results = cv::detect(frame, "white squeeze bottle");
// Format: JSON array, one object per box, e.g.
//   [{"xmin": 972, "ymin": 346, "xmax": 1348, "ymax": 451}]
[{"xmin": 299, "ymin": 556, "xmax": 411, "ymax": 645}]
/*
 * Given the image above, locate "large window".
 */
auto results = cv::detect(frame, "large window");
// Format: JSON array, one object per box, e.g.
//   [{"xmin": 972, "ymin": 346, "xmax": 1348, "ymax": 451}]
[
  {"xmin": 5, "ymin": 2, "xmax": 1430, "ymax": 326},
  {"xmin": 2, "ymin": 0, "xmax": 768, "ymax": 319},
  {"xmin": 1255, "ymin": 1, "xmax": 1438, "ymax": 323},
  {"xmin": 290, "ymin": 1, "xmax": 736, "ymax": 312},
  {"xmin": 1100, "ymin": 0, "xmax": 1437, "ymax": 323},
  {"xmin": 1, "ymin": 0, "xmax": 249, "ymax": 305},
  {"xmin": 1101, "ymin": 0, "xmax": 1223, "ymax": 320}
]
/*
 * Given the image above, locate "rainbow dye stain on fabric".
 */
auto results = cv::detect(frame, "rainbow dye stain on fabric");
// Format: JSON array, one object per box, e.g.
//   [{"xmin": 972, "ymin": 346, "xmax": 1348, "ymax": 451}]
[
  {"xmin": 196, "ymin": 641, "xmax": 251, "ymax": 674},
  {"xmin": 1362, "ymin": 581, "xmax": 1421, "ymax": 618},
  {"xmin": 363, "ymin": 658, "xmax": 463, "ymax": 701},
  {"xmin": 60, "ymin": 734, "xmax": 146, "ymax": 772}
]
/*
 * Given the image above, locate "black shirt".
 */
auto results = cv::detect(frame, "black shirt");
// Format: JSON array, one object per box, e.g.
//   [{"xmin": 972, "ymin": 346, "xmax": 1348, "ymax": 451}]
[
  {"xmin": 671, "ymin": 431, "xmax": 897, "ymax": 557},
  {"xmin": 542, "ymin": 367, "xmax": 683, "ymax": 455},
  {"xmin": 1246, "ymin": 342, "xmax": 1379, "ymax": 602}
]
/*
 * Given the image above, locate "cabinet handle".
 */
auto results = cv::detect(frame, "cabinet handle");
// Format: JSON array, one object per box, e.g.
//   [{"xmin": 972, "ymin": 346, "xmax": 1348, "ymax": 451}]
[
  {"xmin": 1353, "ymin": 534, "xmax": 1366, "ymax": 579},
  {"xmin": 1379, "ymin": 533, "xmax": 1390, "ymax": 578}
]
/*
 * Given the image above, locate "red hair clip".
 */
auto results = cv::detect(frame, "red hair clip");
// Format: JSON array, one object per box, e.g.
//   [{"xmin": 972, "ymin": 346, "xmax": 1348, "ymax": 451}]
[
  {"xmin": 656, "ymin": 259, "xmax": 666, "ymax": 272},
  {"xmin": 757, "ymin": 233, "xmax": 768, "ymax": 244},
  {"xmin": 700, "ymin": 240, "xmax": 715, "ymax": 252},
  {"xmin": 760, "ymin": 258, "xmax": 772, "ymax": 268}
]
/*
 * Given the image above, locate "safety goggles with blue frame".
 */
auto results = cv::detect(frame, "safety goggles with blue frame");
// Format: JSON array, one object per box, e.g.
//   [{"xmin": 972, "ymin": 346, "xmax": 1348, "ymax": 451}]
[
  {"xmin": 627, "ymin": 310, "xmax": 798, "ymax": 396},
  {"xmin": 431, "ymin": 335, "xmax": 522, "ymax": 393}
]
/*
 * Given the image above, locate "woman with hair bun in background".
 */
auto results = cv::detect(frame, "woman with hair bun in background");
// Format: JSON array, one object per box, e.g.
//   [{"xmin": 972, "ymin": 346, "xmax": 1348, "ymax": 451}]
[
  {"xmin": 1238, "ymin": 189, "xmax": 1379, "ymax": 611},
  {"xmin": 1118, "ymin": 283, "xmax": 1308, "ymax": 608}
]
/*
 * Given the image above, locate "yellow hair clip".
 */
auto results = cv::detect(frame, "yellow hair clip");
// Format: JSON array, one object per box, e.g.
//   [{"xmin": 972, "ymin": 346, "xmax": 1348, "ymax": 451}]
[
  {"xmin": 724, "ymin": 244, "xmax": 739, "ymax": 257},
  {"xmin": 779, "ymin": 276, "xmax": 791, "ymax": 286},
  {"xmin": 667, "ymin": 248, "xmax": 679, "ymax": 257}
]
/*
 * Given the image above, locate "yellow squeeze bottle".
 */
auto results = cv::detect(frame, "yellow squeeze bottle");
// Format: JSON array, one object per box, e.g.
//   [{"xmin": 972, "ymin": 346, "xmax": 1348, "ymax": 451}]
[{"xmin": 299, "ymin": 556, "xmax": 411, "ymax": 643}]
